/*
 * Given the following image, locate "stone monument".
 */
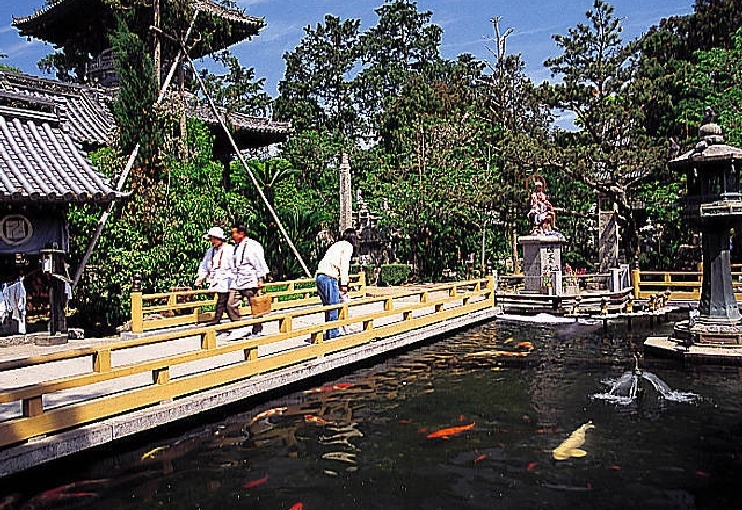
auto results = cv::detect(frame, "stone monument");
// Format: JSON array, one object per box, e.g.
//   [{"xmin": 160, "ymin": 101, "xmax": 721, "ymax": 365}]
[{"xmin": 519, "ymin": 175, "xmax": 566, "ymax": 293}]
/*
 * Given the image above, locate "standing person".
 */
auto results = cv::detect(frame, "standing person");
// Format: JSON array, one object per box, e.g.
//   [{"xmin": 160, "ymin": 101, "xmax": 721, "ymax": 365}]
[
  {"xmin": 228, "ymin": 223, "xmax": 269, "ymax": 334},
  {"xmin": 195, "ymin": 226, "xmax": 234, "ymax": 326},
  {"xmin": 315, "ymin": 228, "xmax": 357, "ymax": 340}
]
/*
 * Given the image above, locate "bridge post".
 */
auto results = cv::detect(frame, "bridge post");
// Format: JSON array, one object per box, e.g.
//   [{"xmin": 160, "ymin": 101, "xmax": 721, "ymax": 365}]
[
  {"xmin": 131, "ymin": 273, "xmax": 143, "ymax": 334},
  {"xmin": 631, "ymin": 269, "xmax": 640, "ymax": 299}
]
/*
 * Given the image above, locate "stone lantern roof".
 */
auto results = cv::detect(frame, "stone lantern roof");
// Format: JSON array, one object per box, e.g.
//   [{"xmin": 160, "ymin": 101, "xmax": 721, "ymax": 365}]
[{"xmin": 669, "ymin": 122, "xmax": 742, "ymax": 168}]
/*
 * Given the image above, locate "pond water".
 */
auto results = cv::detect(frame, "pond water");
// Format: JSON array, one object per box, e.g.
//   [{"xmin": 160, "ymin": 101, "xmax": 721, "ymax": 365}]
[{"xmin": 2, "ymin": 315, "xmax": 742, "ymax": 510}]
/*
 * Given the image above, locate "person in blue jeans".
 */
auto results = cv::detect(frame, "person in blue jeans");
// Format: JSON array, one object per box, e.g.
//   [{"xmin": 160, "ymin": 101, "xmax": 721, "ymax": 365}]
[{"xmin": 315, "ymin": 228, "xmax": 357, "ymax": 339}]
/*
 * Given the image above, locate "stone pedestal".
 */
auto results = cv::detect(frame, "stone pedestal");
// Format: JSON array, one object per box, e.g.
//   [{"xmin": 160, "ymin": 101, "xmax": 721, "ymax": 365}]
[{"xmin": 519, "ymin": 235, "xmax": 565, "ymax": 294}]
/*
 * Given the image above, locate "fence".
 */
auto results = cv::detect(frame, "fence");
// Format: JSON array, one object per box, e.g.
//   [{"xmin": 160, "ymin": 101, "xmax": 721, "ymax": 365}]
[
  {"xmin": 130, "ymin": 272, "xmax": 367, "ymax": 334},
  {"xmin": 631, "ymin": 264, "xmax": 742, "ymax": 302},
  {"xmin": 0, "ymin": 277, "xmax": 494, "ymax": 449}
]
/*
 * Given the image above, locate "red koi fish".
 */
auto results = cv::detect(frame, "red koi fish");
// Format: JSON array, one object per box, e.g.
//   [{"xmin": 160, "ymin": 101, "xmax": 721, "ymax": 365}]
[
  {"xmin": 426, "ymin": 422, "xmax": 475, "ymax": 439},
  {"xmin": 243, "ymin": 474, "xmax": 269, "ymax": 489},
  {"xmin": 20, "ymin": 481, "xmax": 102, "ymax": 509},
  {"xmin": 536, "ymin": 428, "xmax": 560, "ymax": 435},
  {"xmin": 288, "ymin": 503, "xmax": 303, "ymax": 510},
  {"xmin": 251, "ymin": 407, "xmax": 288, "ymax": 423},
  {"xmin": 527, "ymin": 462, "xmax": 538, "ymax": 472}
]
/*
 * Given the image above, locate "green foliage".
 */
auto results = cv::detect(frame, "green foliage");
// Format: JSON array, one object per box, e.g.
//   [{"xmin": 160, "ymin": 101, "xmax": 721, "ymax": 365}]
[
  {"xmin": 379, "ymin": 264, "xmax": 411, "ymax": 286},
  {"xmin": 677, "ymin": 27, "xmax": 742, "ymax": 146},
  {"xmin": 542, "ymin": 0, "xmax": 667, "ymax": 264},
  {"xmin": 198, "ymin": 50, "xmax": 272, "ymax": 116},
  {"xmin": 276, "ymin": 15, "xmax": 361, "ymax": 136},
  {"xmin": 68, "ymin": 119, "xmax": 258, "ymax": 333},
  {"xmin": 110, "ymin": 16, "xmax": 161, "ymax": 172}
]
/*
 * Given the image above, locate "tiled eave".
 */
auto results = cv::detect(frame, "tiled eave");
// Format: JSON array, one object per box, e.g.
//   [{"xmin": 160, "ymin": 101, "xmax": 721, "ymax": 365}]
[
  {"xmin": 0, "ymin": 71, "xmax": 114, "ymax": 147},
  {"xmin": 0, "ymin": 113, "xmax": 126, "ymax": 204}
]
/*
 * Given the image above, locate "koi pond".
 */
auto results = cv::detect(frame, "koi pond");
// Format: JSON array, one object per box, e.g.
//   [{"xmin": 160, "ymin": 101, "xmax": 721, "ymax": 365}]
[{"xmin": 2, "ymin": 315, "xmax": 742, "ymax": 510}]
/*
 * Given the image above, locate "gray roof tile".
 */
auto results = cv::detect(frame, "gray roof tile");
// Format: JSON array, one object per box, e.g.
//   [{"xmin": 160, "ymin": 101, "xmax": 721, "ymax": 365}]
[
  {"xmin": 0, "ymin": 97, "xmax": 124, "ymax": 203},
  {"xmin": 0, "ymin": 71, "xmax": 114, "ymax": 147}
]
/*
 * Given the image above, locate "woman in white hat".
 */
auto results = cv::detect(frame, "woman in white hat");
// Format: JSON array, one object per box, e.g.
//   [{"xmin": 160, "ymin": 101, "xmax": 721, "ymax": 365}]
[{"xmin": 195, "ymin": 226, "xmax": 235, "ymax": 325}]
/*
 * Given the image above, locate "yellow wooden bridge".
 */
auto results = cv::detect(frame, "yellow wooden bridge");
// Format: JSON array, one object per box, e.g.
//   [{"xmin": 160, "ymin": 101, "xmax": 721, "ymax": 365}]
[{"xmin": 0, "ymin": 273, "xmax": 496, "ymax": 477}]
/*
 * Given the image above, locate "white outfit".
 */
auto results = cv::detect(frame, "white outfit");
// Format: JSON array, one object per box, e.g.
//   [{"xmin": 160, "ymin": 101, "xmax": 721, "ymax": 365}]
[
  {"xmin": 3, "ymin": 279, "xmax": 27, "ymax": 334},
  {"xmin": 196, "ymin": 244, "xmax": 235, "ymax": 293},
  {"xmin": 316, "ymin": 240, "xmax": 354, "ymax": 286},
  {"xmin": 232, "ymin": 238, "xmax": 269, "ymax": 289}
]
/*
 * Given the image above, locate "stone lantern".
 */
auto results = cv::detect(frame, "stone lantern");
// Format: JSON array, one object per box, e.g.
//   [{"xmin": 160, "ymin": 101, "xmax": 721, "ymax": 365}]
[{"xmin": 646, "ymin": 118, "xmax": 742, "ymax": 355}]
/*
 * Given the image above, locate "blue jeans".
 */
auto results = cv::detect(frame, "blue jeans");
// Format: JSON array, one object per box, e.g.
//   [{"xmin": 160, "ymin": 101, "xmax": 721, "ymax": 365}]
[{"xmin": 316, "ymin": 274, "xmax": 340, "ymax": 339}]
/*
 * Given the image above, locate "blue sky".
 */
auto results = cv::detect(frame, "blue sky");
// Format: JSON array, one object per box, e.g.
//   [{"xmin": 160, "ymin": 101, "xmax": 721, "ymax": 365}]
[{"xmin": 1, "ymin": 0, "xmax": 695, "ymax": 96}]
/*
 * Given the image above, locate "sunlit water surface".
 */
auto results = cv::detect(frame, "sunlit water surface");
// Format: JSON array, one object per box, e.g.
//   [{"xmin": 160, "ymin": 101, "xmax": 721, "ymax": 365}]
[{"xmin": 2, "ymin": 315, "xmax": 742, "ymax": 510}]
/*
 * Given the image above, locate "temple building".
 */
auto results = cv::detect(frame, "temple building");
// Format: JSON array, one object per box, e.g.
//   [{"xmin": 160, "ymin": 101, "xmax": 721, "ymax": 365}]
[
  {"xmin": 12, "ymin": 0, "xmax": 292, "ymax": 179},
  {"xmin": 0, "ymin": 72, "xmax": 128, "ymax": 336},
  {"xmin": 2, "ymin": 0, "xmax": 292, "ymax": 336}
]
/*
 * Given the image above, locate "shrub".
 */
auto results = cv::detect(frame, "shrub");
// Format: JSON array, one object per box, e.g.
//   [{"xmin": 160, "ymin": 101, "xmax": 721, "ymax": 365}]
[{"xmin": 379, "ymin": 264, "xmax": 410, "ymax": 286}]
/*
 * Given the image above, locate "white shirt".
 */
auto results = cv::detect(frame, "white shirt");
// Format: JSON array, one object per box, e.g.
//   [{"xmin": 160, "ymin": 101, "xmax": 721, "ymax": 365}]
[
  {"xmin": 316, "ymin": 240, "xmax": 354, "ymax": 286},
  {"xmin": 232, "ymin": 238, "xmax": 269, "ymax": 289},
  {"xmin": 196, "ymin": 244, "xmax": 234, "ymax": 293}
]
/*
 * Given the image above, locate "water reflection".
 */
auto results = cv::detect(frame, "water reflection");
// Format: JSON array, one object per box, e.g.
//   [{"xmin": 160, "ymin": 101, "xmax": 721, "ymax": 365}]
[{"xmin": 2, "ymin": 317, "xmax": 742, "ymax": 509}]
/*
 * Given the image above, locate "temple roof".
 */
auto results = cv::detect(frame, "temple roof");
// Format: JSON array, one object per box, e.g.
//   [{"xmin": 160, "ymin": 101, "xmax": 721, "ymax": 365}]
[
  {"xmin": 13, "ymin": 0, "xmax": 265, "ymax": 61},
  {"xmin": 1, "ymin": 71, "xmax": 291, "ymax": 152},
  {"xmin": 0, "ymin": 89, "xmax": 125, "ymax": 204},
  {"xmin": 0, "ymin": 71, "xmax": 114, "ymax": 149},
  {"xmin": 184, "ymin": 95, "xmax": 292, "ymax": 148}
]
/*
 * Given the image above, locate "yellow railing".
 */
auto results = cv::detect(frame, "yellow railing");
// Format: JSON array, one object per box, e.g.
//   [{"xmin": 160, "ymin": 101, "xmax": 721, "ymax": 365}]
[
  {"xmin": 131, "ymin": 272, "xmax": 367, "ymax": 334},
  {"xmin": 0, "ymin": 277, "xmax": 494, "ymax": 449},
  {"xmin": 631, "ymin": 264, "xmax": 742, "ymax": 301}
]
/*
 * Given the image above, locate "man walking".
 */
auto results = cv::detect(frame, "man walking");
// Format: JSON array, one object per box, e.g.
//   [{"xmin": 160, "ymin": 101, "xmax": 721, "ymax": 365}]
[
  {"xmin": 228, "ymin": 223, "xmax": 269, "ymax": 334},
  {"xmin": 195, "ymin": 226, "xmax": 234, "ymax": 326}
]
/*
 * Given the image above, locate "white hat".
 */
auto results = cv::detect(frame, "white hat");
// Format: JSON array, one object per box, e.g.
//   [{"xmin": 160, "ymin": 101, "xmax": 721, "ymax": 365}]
[{"xmin": 203, "ymin": 226, "xmax": 225, "ymax": 240}]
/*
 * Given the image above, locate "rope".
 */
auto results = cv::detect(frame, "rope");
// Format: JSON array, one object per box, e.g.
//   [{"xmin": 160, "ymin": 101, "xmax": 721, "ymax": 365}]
[{"xmin": 181, "ymin": 47, "xmax": 312, "ymax": 278}]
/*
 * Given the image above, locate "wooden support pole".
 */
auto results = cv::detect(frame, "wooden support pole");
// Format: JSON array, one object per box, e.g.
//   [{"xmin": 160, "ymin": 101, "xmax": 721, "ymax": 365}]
[
  {"xmin": 280, "ymin": 316, "xmax": 293, "ymax": 334},
  {"xmin": 244, "ymin": 348, "xmax": 258, "ymax": 361},
  {"xmin": 131, "ymin": 273, "xmax": 144, "ymax": 334},
  {"xmin": 201, "ymin": 330, "xmax": 216, "ymax": 350}
]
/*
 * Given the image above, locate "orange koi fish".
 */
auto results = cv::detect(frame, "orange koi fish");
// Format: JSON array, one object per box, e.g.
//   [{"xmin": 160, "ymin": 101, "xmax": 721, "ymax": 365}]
[
  {"xmin": 426, "ymin": 422, "xmax": 475, "ymax": 439},
  {"xmin": 473, "ymin": 454, "xmax": 487, "ymax": 465},
  {"xmin": 305, "ymin": 382, "xmax": 354, "ymax": 394},
  {"xmin": 251, "ymin": 407, "xmax": 288, "ymax": 423},
  {"xmin": 304, "ymin": 414, "xmax": 332, "ymax": 425}
]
